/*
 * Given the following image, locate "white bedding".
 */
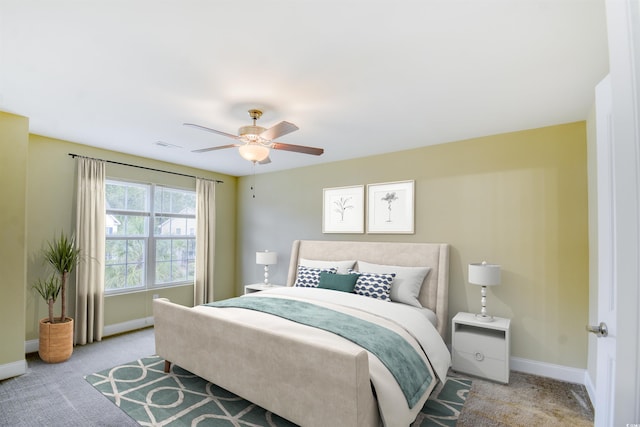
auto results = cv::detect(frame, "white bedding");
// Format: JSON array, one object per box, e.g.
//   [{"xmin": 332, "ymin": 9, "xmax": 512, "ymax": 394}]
[{"xmin": 199, "ymin": 286, "xmax": 451, "ymax": 426}]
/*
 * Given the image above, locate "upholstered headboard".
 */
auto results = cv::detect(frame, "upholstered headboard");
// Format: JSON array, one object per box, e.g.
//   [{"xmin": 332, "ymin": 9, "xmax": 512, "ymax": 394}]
[{"xmin": 286, "ymin": 240, "xmax": 450, "ymax": 338}]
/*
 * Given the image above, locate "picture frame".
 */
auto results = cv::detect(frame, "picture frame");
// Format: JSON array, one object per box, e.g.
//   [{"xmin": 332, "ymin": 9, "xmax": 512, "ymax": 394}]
[
  {"xmin": 322, "ymin": 185, "xmax": 365, "ymax": 233},
  {"xmin": 366, "ymin": 180, "xmax": 415, "ymax": 234}
]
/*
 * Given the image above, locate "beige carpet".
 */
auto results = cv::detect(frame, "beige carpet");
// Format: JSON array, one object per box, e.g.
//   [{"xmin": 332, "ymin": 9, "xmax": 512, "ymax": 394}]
[{"xmin": 456, "ymin": 370, "xmax": 594, "ymax": 427}]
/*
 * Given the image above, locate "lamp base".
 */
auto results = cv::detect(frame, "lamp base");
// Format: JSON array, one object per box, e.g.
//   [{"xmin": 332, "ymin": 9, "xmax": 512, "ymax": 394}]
[
  {"xmin": 475, "ymin": 313, "xmax": 495, "ymax": 322},
  {"xmin": 476, "ymin": 285, "xmax": 495, "ymax": 322}
]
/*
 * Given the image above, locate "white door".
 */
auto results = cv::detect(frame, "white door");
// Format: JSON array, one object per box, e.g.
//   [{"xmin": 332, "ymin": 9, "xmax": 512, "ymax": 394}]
[
  {"xmin": 593, "ymin": 75, "xmax": 616, "ymax": 427},
  {"xmin": 597, "ymin": 1, "xmax": 640, "ymax": 425}
]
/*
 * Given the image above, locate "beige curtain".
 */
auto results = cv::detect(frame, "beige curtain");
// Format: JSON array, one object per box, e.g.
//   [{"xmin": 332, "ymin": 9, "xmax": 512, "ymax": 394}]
[
  {"xmin": 194, "ymin": 178, "xmax": 217, "ymax": 304},
  {"xmin": 74, "ymin": 158, "xmax": 106, "ymax": 345}
]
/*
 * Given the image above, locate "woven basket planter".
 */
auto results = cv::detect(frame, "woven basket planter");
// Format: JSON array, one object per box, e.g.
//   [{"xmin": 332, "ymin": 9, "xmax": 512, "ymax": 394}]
[{"xmin": 39, "ymin": 317, "xmax": 74, "ymax": 363}]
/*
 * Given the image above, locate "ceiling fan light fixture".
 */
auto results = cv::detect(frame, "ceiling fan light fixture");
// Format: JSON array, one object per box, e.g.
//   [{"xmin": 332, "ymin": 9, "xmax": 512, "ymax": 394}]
[{"xmin": 238, "ymin": 144, "xmax": 270, "ymax": 163}]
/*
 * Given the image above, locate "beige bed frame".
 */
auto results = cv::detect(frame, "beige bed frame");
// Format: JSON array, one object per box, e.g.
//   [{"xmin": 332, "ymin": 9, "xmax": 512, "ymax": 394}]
[{"xmin": 154, "ymin": 240, "xmax": 449, "ymax": 427}]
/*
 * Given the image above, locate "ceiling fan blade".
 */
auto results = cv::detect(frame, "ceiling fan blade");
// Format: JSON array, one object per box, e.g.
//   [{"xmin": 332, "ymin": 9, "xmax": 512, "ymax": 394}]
[
  {"xmin": 191, "ymin": 144, "xmax": 239, "ymax": 153},
  {"xmin": 271, "ymin": 142, "xmax": 324, "ymax": 156},
  {"xmin": 259, "ymin": 121, "xmax": 299, "ymax": 141},
  {"xmin": 184, "ymin": 123, "xmax": 240, "ymax": 140},
  {"xmin": 258, "ymin": 156, "xmax": 272, "ymax": 165}
]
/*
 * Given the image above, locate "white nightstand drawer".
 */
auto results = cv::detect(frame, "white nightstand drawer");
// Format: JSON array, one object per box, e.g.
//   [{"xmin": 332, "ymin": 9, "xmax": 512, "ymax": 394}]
[
  {"xmin": 452, "ymin": 349, "xmax": 509, "ymax": 383},
  {"xmin": 453, "ymin": 327, "xmax": 507, "ymax": 361}
]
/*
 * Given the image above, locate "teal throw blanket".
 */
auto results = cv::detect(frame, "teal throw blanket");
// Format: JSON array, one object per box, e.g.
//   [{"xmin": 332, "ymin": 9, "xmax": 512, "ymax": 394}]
[{"xmin": 205, "ymin": 296, "xmax": 432, "ymax": 407}]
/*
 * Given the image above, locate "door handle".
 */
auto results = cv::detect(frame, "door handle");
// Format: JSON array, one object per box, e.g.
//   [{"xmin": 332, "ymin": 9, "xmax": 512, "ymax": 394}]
[{"xmin": 586, "ymin": 322, "xmax": 608, "ymax": 337}]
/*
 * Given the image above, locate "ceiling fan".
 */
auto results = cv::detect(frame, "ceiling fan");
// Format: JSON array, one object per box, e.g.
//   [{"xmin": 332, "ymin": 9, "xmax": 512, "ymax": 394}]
[{"xmin": 186, "ymin": 109, "xmax": 324, "ymax": 164}]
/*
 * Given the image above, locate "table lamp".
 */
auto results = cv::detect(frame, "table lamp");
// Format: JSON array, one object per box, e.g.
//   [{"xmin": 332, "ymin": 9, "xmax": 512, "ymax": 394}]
[
  {"xmin": 256, "ymin": 250, "xmax": 277, "ymax": 286},
  {"xmin": 468, "ymin": 261, "xmax": 501, "ymax": 322}
]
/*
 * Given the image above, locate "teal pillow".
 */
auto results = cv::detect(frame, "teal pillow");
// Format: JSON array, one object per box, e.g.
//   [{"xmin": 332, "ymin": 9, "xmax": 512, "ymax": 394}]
[{"xmin": 317, "ymin": 271, "xmax": 360, "ymax": 293}]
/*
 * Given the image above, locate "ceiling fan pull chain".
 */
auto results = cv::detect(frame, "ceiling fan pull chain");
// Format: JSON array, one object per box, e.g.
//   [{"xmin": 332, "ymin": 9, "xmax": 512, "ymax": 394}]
[{"xmin": 251, "ymin": 162, "xmax": 256, "ymax": 198}]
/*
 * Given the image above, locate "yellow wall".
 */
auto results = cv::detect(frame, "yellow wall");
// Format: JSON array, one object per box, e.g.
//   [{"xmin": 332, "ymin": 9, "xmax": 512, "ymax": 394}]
[
  {"xmin": 0, "ymin": 112, "xmax": 28, "ymax": 370},
  {"xmin": 239, "ymin": 122, "xmax": 589, "ymax": 368},
  {"xmin": 2, "ymin": 110, "xmax": 589, "ymax": 372},
  {"xmin": 24, "ymin": 134, "xmax": 237, "ymax": 341},
  {"xmin": 104, "ymin": 285, "xmax": 194, "ymax": 326}
]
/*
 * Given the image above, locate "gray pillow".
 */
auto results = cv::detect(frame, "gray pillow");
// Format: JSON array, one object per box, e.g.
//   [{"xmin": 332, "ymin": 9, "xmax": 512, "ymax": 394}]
[{"xmin": 356, "ymin": 261, "xmax": 431, "ymax": 307}]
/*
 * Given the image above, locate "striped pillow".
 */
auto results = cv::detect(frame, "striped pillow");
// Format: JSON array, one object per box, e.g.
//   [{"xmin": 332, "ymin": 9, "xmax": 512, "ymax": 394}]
[
  {"xmin": 352, "ymin": 271, "xmax": 395, "ymax": 301},
  {"xmin": 294, "ymin": 265, "xmax": 337, "ymax": 288}
]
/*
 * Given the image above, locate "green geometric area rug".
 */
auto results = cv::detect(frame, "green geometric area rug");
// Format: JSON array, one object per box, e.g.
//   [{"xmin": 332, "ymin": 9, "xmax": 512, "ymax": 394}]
[{"xmin": 85, "ymin": 356, "xmax": 471, "ymax": 427}]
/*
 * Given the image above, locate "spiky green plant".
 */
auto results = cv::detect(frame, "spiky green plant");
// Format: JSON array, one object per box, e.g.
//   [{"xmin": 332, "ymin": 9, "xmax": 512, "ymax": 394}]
[
  {"xmin": 33, "ymin": 276, "xmax": 61, "ymax": 324},
  {"xmin": 42, "ymin": 232, "xmax": 81, "ymax": 322}
]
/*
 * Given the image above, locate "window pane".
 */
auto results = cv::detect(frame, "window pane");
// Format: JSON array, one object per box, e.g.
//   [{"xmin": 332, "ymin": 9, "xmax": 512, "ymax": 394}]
[
  {"xmin": 105, "ymin": 240, "xmax": 125, "ymax": 263},
  {"xmin": 106, "ymin": 181, "xmax": 149, "ymax": 211},
  {"xmin": 106, "ymin": 183, "xmax": 125, "ymax": 211},
  {"xmin": 127, "ymin": 240, "xmax": 145, "ymax": 263},
  {"xmin": 126, "ymin": 186, "xmax": 147, "ymax": 211},
  {"xmin": 126, "ymin": 263, "xmax": 144, "ymax": 287},
  {"xmin": 156, "ymin": 261, "xmax": 172, "ymax": 284},
  {"xmin": 107, "ymin": 215, "xmax": 148, "ymax": 236},
  {"xmin": 154, "ymin": 238, "xmax": 195, "ymax": 285},
  {"xmin": 105, "ymin": 264, "xmax": 127, "ymax": 290},
  {"xmin": 155, "ymin": 216, "xmax": 191, "ymax": 236},
  {"xmin": 155, "ymin": 187, "xmax": 196, "ymax": 215},
  {"xmin": 156, "ymin": 239, "xmax": 171, "ymax": 261},
  {"xmin": 104, "ymin": 239, "xmax": 145, "ymax": 290}
]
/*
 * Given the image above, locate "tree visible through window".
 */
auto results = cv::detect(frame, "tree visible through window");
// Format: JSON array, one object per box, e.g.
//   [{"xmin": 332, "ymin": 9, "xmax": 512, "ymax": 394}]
[{"xmin": 105, "ymin": 180, "xmax": 196, "ymax": 293}]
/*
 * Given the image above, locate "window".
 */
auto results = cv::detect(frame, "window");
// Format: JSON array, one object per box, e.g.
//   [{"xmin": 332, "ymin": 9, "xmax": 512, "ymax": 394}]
[{"xmin": 105, "ymin": 180, "xmax": 196, "ymax": 293}]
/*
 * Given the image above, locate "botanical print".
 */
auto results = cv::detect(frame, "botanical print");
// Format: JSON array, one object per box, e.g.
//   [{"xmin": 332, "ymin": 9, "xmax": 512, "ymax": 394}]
[
  {"xmin": 381, "ymin": 191, "xmax": 399, "ymax": 222},
  {"xmin": 367, "ymin": 181, "xmax": 414, "ymax": 234},
  {"xmin": 334, "ymin": 196, "xmax": 355, "ymax": 222},
  {"xmin": 323, "ymin": 186, "xmax": 364, "ymax": 233}
]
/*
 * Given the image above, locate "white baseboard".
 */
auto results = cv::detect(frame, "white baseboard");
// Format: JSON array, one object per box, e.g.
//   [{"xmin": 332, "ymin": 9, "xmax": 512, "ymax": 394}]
[
  {"xmin": 25, "ymin": 339, "xmax": 39, "ymax": 354},
  {"xmin": 0, "ymin": 359, "xmax": 27, "ymax": 381},
  {"xmin": 24, "ymin": 316, "xmax": 155, "ymax": 356},
  {"xmin": 103, "ymin": 316, "xmax": 154, "ymax": 337},
  {"xmin": 510, "ymin": 356, "xmax": 587, "ymax": 385}
]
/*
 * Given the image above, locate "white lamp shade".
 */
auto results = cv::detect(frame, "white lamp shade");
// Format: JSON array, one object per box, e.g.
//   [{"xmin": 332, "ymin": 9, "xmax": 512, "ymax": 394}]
[
  {"xmin": 239, "ymin": 144, "xmax": 270, "ymax": 162},
  {"xmin": 468, "ymin": 262, "xmax": 501, "ymax": 286},
  {"xmin": 256, "ymin": 250, "xmax": 277, "ymax": 265}
]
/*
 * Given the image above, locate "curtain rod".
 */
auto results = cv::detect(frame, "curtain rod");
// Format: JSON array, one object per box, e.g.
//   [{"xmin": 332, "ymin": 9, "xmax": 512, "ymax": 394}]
[{"xmin": 68, "ymin": 153, "xmax": 223, "ymax": 183}]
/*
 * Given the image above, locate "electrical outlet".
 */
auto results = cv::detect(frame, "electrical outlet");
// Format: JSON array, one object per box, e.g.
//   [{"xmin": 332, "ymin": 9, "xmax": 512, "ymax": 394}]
[{"xmin": 152, "ymin": 294, "xmax": 159, "ymax": 299}]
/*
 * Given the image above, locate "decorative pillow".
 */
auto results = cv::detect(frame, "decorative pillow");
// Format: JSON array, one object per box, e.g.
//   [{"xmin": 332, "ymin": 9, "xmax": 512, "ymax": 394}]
[
  {"xmin": 299, "ymin": 258, "xmax": 357, "ymax": 274},
  {"xmin": 293, "ymin": 265, "xmax": 337, "ymax": 288},
  {"xmin": 351, "ymin": 271, "xmax": 395, "ymax": 301},
  {"xmin": 318, "ymin": 271, "xmax": 360, "ymax": 293},
  {"xmin": 357, "ymin": 261, "xmax": 431, "ymax": 308}
]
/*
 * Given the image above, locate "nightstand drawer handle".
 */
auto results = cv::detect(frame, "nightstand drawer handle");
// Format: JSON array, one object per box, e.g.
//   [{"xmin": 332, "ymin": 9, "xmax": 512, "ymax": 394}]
[{"xmin": 474, "ymin": 352, "xmax": 484, "ymax": 361}]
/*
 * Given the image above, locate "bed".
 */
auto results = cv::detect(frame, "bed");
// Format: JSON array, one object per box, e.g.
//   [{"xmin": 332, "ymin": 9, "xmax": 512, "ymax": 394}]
[{"xmin": 153, "ymin": 240, "xmax": 451, "ymax": 427}]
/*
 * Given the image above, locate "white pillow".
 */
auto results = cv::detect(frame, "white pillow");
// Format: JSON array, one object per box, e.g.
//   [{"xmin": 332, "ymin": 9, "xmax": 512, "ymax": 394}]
[
  {"xmin": 356, "ymin": 261, "xmax": 431, "ymax": 308},
  {"xmin": 299, "ymin": 258, "xmax": 356, "ymax": 274}
]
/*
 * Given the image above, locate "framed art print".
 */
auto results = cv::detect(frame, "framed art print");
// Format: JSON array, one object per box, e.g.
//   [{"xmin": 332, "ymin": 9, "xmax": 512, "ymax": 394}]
[
  {"xmin": 367, "ymin": 180, "xmax": 415, "ymax": 234},
  {"xmin": 323, "ymin": 185, "xmax": 364, "ymax": 233}
]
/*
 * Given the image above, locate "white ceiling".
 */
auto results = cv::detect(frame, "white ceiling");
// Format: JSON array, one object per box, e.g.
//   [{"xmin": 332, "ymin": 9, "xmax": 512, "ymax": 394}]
[{"xmin": 0, "ymin": 0, "xmax": 609, "ymax": 177}]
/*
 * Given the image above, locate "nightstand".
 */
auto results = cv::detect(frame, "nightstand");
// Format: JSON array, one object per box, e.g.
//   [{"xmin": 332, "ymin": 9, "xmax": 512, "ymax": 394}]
[
  {"xmin": 244, "ymin": 283, "xmax": 285, "ymax": 294},
  {"xmin": 451, "ymin": 312, "xmax": 511, "ymax": 383}
]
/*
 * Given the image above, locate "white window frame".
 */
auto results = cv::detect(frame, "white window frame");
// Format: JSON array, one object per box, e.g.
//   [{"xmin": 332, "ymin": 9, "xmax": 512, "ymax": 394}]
[{"xmin": 105, "ymin": 179, "xmax": 196, "ymax": 295}]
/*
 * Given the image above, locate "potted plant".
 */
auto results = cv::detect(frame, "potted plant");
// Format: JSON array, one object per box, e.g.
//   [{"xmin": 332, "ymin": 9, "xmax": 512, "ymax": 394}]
[{"xmin": 33, "ymin": 232, "xmax": 81, "ymax": 363}]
